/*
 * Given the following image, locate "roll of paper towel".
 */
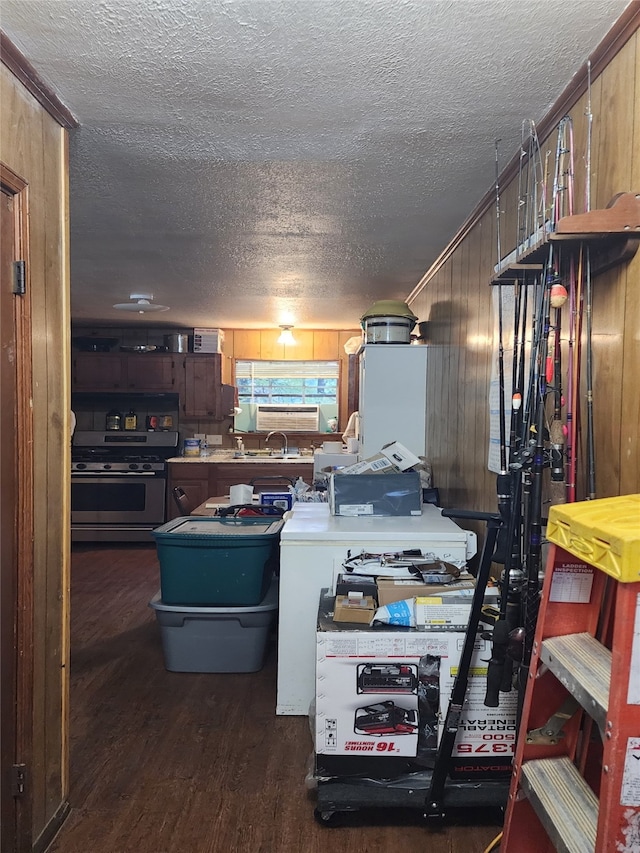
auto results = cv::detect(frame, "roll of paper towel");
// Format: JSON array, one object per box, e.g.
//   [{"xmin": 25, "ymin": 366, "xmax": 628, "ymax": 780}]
[{"xmin": 229, "ymin": 483, "xmax": 253, "ymax": 504}]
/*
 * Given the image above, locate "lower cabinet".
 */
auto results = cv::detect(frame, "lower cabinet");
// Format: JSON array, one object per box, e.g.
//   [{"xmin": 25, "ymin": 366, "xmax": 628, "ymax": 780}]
[
  {"xmin": 214, "ymin": 463, "xmax": 313, "ymax": 498},
  {"xmin": 167, "ymin": 463, "xmax": 211, "ymax": 519},
  {"xmin": 168, "ymin": 461, "xmax": 315, "ymax": 517}
]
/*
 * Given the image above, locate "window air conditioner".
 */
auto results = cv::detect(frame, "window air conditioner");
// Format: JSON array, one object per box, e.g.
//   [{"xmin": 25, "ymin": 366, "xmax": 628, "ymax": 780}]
[{"xmin": 256, "ymin": 405, "xmax": 320, "ymax": 432}]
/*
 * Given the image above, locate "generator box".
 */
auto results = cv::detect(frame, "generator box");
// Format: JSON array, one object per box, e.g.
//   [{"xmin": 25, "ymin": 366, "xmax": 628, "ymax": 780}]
[{"xmin": 315, "ymin": 591, "xmax": 517, "ymax": 780}]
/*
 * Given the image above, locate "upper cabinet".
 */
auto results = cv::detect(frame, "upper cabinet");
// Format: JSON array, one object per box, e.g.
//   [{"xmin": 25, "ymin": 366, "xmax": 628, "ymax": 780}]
[
  {"xmin": 72, "ymin": 353, "xmax": 126, "ymax": 390},
  {"xmin": 72, "ymin": 352, "xmax": 176, "ymax": 392},
  {"xmin": 125, "ymin": 354, "xmax": 176, "ymax": 391},
  {"xmin": 180, "ymin": 353, "xmax": 222, "ymax": 418},
  {"xmin": 71, "ymin": 352, "xmax": 232, "ymax": 420}
]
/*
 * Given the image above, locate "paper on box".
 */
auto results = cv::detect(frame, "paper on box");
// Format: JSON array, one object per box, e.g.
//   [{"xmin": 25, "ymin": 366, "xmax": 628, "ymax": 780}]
[{"xmin": 338, "ymin": 441, "xmax": 422, "ymax": 475}]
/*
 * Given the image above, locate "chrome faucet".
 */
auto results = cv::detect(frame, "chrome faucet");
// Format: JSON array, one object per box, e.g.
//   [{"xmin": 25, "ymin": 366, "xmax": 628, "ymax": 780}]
[{"xmin": 265, "ymin": 431, "xmax": 288, "ymax": 455}]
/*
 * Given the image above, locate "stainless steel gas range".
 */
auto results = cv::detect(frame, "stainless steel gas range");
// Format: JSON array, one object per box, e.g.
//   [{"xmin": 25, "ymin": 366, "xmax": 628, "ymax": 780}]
[{"xmin": 71, "ymin": 430, "xmax": 179, "ymax": 542}]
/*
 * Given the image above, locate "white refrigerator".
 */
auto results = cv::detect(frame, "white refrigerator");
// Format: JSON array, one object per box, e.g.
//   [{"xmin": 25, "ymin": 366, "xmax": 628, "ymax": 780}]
[
  {"xmin": 276, "ymin": 503, "xmax": 476, "ymax": 715},
  {"xmin": 358, "ymin": 344, "xmax": 428, "ymax": 459}
]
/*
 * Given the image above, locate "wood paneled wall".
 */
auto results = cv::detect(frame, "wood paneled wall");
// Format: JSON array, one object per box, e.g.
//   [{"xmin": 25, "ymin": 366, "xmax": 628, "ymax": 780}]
[
  {"xmin": 1, "ymin": 61, "xmax": 71, "ymax": 846},
  {"xmin": 409, "ymin": 28, "xmax": 640, "ymax": 518},
  {"xmin": 223, "ymin": 328, "xmax": 361, "ymax": 430}
]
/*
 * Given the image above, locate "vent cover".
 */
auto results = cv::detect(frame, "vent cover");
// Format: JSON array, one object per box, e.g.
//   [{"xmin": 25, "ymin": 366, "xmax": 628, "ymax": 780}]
[{"xmin": 256, "ymin": 405, "xmax": 320, "ymax": 432}]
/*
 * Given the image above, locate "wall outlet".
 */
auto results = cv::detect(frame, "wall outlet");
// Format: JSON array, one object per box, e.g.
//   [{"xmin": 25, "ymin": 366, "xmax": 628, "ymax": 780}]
[
  {"xmin": 207, "ymin": 434, "xmax": 223, "ymax": 446},
  {"xmin": 194, "ymin": 433, "xmax": 206, "ymax": 441}
]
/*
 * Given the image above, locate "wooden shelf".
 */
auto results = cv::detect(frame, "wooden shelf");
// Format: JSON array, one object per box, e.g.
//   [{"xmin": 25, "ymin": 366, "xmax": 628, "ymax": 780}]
[
  {"xmin": 491, "ymin": 192, "xmax": 640, "ymax": 283},
  {"xmin": 550, "ymin": 191, "xmax": 640, "ymax": 239},
  {"xmin": 491, "ymin": 263, "xmax": 543, "ymax": 285}
]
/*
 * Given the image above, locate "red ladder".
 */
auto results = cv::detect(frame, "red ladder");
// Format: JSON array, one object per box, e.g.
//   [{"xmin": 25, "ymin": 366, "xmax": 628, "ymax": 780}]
[{"xmin": 500, "ymin": 494, "xmax": 640, "ymax": 853}]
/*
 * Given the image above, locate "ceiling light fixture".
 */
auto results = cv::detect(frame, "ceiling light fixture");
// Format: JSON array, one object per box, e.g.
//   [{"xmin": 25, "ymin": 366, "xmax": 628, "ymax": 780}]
[
  {"xmin": 277, "ymin": 325, "xmax": 296, "ymax": 346},
  {"xmin": 113, "ymin": 293, "xmax": 170, "ymax": 314}
]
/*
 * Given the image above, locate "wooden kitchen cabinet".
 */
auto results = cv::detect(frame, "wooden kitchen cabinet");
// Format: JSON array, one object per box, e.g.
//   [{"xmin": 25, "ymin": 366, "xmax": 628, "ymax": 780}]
[
  {"xmin": 72, "ymin": 353, "xmax": 126, "ymax": 390},
  {"xmin": 72, "ymin": 352, "xmax": 177, "ymax": 392},
  {"xmin": 167, "ymin": 463, "xmax": 211, "ymax": 519},
  {"xmin": 213, "ymin": 462, "xmax": 313, "ymax": 497},
  {"xmin": 167, "ymin": 460, "xmax": 315, "ymax": 519},
  {"xmin": 124, "ymin": 354, "xmax": 176, "ymax": 391},
  {"xmin": 179, "ymin": 354, "xmax": 223, "ymax": 418}
]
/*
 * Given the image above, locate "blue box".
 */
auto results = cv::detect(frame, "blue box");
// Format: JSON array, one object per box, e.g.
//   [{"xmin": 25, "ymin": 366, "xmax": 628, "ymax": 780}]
[
  {"xmin": 152, "ymin": 516, "xmax": 284, "ymax": 606},
  {"xmin": 259, "ymin": 491, "xmax": 294, "ymax": 511}
]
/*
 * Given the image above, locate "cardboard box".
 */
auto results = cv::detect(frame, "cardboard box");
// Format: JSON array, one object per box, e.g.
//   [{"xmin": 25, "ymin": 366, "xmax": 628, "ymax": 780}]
[
  {"xmin": 315, "ymin": 592, "xmax": 517, "ymax": 779},
  {"xmin": 333, "ymin": 595, "xmax": 376, "ymax": 624},
  {"xmin": 338, "ymin": 441, "xmax": 422, "ymax": 476},
  {"xmin": 329, "ymin": 471, "xmax": 422, "ymax": 517},
  {"xmin": 259, "ymin": 491, "xmax": 294, "ymax": 511},
  {"xmin": 192, "ymin": 327, "xmax": 224, "ymax": 353},
  {"xmin": 376, "ymin": 576, "xmax": 476, "ymax": 606},
  {"xmin": 335, "ymin": 573, "xmax": 378, "ymax": 600},
  {"xmin": 414, "ymin": 595, "xmax": 474, "ymax": 630}
]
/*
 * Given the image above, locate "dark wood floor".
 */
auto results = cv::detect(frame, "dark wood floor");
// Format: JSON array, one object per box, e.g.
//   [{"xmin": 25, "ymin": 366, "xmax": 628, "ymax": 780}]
[{"xmin": 47, "ymin": 544, "xmax": 502, "ymax": 852}]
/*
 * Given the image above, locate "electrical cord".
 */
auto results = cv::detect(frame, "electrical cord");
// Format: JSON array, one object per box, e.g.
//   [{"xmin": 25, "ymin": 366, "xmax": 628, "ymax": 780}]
[{"xmin": 482, "ymin": 831, "xmax": 502, "ymax": 853}]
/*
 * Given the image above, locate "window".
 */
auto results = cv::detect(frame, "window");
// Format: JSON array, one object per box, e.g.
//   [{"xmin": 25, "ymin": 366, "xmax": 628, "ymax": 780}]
[{"xmin": 235, "ymin": 361, "xmax": 339, "ymax": 405}]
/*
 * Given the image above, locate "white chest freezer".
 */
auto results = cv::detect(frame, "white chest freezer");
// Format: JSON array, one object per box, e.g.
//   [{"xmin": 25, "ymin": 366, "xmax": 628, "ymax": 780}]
[{"xmin": 276, "ymin": 503, "xmax": 477, "ymax": 715}]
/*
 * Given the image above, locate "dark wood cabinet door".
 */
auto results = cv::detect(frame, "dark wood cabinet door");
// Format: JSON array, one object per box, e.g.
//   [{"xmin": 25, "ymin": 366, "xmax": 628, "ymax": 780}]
[
  {"xmin": 72, "ymin": 353, "xmax": 125, "ymax": 390},
  {"xmin": 167, "ymin": 463, "xmax": 210, "ymax": 518},
  {"xmin": 181, "ymin": 354, "xmax": 222, "ymax": 418},
  {"xmin": 213, "ymin": 462, "xmax": 313, "ymax": 497},
  {"xmin": 124, "ymin": 354, "xmax": 176, "ymax": 391}
]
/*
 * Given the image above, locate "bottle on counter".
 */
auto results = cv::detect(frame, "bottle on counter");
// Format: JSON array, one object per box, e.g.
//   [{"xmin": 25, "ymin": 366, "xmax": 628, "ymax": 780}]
[
  {"xmin": 124, "ymin": 409, "xmax": 138, "ymax": 431},
  {"xmin": 105, "ymin": 409, "xmax": 122, "ymax": 430}
]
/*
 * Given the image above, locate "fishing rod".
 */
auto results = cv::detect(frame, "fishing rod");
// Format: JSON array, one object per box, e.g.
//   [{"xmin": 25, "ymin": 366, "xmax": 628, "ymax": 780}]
[
  {"xmin": 548, "ymin": 116, "xmax": 573, "ymax": 506},
  {"xmin": 516, "ymin": 266, "xmax": 552, "ymax": 705},
  {"xmin": 483, "ymin": 134, "xmax": 540, "ymax": 708},
  {"xmin": 494, "ymin": 139, "xmax": 513, "ymax": 560},
  {"xmin": 584, "ymin": 61, "xmax": 596, "ymax": 499},
  {"xmin": 515, "ymin": 115, "xmax": 577, "ymax": 712},
  {"xmin": 565, "ymin": 252, "xmax": 577, "ymax": 503}
]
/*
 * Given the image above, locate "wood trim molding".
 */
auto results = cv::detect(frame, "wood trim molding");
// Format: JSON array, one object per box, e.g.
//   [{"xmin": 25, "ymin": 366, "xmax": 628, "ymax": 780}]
[
  {"xmin": 0, "ymin": 32, "xmax": 78, "ymax": 129},
  {"xmin": 32, "ymin": 801, "xmax": 70, "ymax": 853},
  {"xmin": 0, "ymin": 161, "xmax": 35, "ymax": 851},
  {"xmin": 408, "ymin": 1, "xmax": 640, "ymax": 302}
]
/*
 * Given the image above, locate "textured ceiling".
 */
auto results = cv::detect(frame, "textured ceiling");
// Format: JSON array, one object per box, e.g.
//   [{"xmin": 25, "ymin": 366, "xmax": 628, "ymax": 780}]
[{"xmin": 0, "ymin": 0, "xmax": 631, "ymax": 330}]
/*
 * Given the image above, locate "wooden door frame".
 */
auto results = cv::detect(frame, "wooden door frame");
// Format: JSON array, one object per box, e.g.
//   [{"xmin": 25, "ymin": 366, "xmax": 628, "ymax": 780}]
[{"xmin": 1, "ymin": 162, "xmax": 35, "ymax": 852}]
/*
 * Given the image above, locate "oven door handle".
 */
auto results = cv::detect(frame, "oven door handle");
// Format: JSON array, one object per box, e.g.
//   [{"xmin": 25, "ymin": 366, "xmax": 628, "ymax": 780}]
[{"xmin": 71, "ymin": 470, "xmax": 161, "ymax": 476}]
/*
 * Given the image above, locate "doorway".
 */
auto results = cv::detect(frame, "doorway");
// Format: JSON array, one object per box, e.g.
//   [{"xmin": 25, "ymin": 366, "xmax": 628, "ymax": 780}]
[{"xmin": 1, "ymin": 166, "xmax": 34, "ymax": 853}]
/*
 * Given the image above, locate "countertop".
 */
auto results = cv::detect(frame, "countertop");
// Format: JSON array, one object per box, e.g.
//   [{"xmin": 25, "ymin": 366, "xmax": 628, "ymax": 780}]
[{"xmin": 167, "ymin": 452, "xmax": 314, "ymax": 464}]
